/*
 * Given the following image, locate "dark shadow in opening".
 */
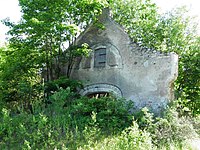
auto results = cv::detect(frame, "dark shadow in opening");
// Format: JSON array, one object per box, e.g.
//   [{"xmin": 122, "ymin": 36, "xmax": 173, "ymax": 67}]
[{"xmin": 86, "ymin": 92, "xmax": 110, "ymax": 98}]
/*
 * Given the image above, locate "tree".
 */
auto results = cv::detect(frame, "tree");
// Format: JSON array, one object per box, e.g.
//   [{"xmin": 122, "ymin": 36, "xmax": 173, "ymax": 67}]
[
  {"xmin": 4, "ymin": 0, "xmax": 108, "ymax": 80},
  {"xmin": 1, "ymin": 0, "xmax": 108, "ymax": 106},
  {"xmin": 110, "ymin": 0, "xmax": 159, "ymax": 49},
  {"xmin": 0, "ymin": 45, "xmax": 42, "ymax": 111},
  {"xmin": 110, "ymin": 0, "xmax": 200, "ymax": 115},
  {"xmin": 175, "ymin": 37, "xmax": 200, "ymax": 115}
]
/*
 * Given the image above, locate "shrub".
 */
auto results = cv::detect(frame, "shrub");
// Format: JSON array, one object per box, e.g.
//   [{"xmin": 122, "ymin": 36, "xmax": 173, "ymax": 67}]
[
  {"xmin": 135, "ymin": 106, "xmax": 198, "ymax": 148},
  {"xmin": 128, "ymin": 105, "xmax": 199, "ymax": 149},
  {"xmin": 45, "ymin": 76, "xmax": 82, "ymax": 94},
  {"xmin": 0, "ymin": 108, "xmax": 58, "ymax": 149},
  {"xmin": 69, "ymin": 96, "xmax": 134, "ymax": 132}
]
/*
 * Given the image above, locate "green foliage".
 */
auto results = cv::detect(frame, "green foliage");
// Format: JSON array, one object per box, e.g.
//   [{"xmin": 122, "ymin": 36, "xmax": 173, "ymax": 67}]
[
  {"xmin": 134, "ymin": 106, "xmax": 198, "ymax": 148},
  {"xmin": 45, "ymin": 76, "xmax": 82, "ymax": 94},
  {"xmin": 3, "ymin": 0, "xmax": 108, "ymax": 80},
  {"xmin": 153, "ymin": 110, "xmax": 197, "ymax": 147},
  {"xmin": 0, "ymin": 93, "xmax": 199, "ymax": 149},
  {"xmin": 0, "ymin": 108, "xmax": 56, "ymax": 149},
  {"xmin": 0, "ymin": 46, "xmax": 43, "ymax": 112},
  {"xmin": 110, "ymin": 0, "xmax": 159, "ymax": 48},
  {"xmin": 0, "ymin": 89, "xmax": 134, "ymax": 149},
  {"xmin": 80, "ymin": 121, "xmax": 153, "ymax": 150},
  {"xmin": 110, "ymin": 0, "xmax": 200, "ymax": 115},
  {"xmin": 2, "ymin": 0, "xmax": 199, "ymax": 115},
  {"xmin": 175, "ymin": 37, "xmax": 200, "ymax": 115},
  {"xmin": 0, "ymin": 0, "xmax": 200, "ymax": 149},
  {"xmin": 68, "ymin": 96, "xmax": 133, "ymax": 132},
  {"xmin": 134, "ymin": 107, "xmax": 155, "ymax": 129},
  {"xmin": 47, "ymin": 87, "xmax": 133, "ymax": 132}
]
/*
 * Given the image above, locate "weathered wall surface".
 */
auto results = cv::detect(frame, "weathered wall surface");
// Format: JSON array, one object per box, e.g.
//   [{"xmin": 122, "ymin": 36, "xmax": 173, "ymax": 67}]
[{"xmin": 68, "ymin": 9, "xmax": 178, "ymax": 114}]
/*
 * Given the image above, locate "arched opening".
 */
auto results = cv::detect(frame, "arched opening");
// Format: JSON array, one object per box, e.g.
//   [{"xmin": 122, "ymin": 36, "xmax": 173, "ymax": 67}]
[
  {"xmin": 79, "ymin": 83, "xmax": 122, "ymax": 98},
  {"xmin": 86, "ymin": 92, "xmax": 110, "ymax": 98}
]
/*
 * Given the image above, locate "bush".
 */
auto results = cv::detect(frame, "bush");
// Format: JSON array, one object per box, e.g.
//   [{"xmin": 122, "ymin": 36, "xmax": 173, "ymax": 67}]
[
  {"xmin": 134, "ymin": 106, "xmax": 198, "ymax": 148},
  {"xmin": 0, "ymin": 108, "xmax": 58, "ymax": 149},
  {"xmin": 45, "ymin": 76, "xmax": 82, "ymax": 94},
  {"xmin": 68, "ymin": 96, "xmax": 134, "ymax": 132}
]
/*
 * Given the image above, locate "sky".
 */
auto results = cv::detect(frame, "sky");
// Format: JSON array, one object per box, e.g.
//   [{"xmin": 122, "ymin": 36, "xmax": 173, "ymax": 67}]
[{"xmin": 0, "ymin": 0, "xmax": 200, "ymax": 43}]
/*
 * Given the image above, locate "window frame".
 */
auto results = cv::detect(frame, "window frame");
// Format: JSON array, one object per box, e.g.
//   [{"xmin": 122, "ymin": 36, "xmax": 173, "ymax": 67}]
[{"xmin": 94, "ymin": 48, "xmax": 107, "ymax": 68}]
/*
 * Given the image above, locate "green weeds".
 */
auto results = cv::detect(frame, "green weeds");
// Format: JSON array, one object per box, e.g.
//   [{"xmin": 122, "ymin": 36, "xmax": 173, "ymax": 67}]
[{"xmin": 0, "ymin": 89, "xmax": 199, "ymax": 149}]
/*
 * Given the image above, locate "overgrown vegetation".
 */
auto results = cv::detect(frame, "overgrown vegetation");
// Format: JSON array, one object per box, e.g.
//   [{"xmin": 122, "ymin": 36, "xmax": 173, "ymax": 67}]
[
  {"xmin": 0, "ymin": 89, "xmax": 199, "ymax": 149},
  {"xmin": 0, "ymin": 0, "xmax": 200, "ymax": 149}
]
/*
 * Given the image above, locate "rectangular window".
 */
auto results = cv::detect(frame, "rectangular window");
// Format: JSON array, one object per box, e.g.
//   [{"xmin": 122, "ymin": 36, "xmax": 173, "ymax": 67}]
[{"xmin": 94, "ymin": 48, "xmax": 106, "ymax": 68}]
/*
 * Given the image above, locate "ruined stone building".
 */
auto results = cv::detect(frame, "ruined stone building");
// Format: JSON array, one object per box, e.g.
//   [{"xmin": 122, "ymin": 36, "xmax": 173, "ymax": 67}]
[{"xmin": 66, "ymin": 9, "xmax": 178, "ymax": 113}]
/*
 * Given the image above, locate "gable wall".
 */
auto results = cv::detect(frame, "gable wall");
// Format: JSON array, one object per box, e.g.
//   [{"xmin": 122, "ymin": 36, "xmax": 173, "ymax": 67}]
[{"xmin": 69, "ymin": 10, "xmax": 178, "ymax": 114}]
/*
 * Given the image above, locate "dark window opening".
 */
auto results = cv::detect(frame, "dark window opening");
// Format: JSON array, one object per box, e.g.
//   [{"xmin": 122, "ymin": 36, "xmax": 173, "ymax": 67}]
[
  {"xmin": 94, "ymin": 48, "xmax": 106, "ymax": 68},
  {"xmin": 87, "ymin": 92, "xmax": 110, "ymax": 98},
  {"xmin": 83, "ymin": 55, "xmax": 92, "ymax": 69}
]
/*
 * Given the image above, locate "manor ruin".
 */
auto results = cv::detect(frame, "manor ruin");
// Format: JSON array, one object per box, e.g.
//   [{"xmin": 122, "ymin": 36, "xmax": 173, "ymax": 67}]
[{"xmin": 66, "ymin": 9, "xmax": 178, "ymax": 114}]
